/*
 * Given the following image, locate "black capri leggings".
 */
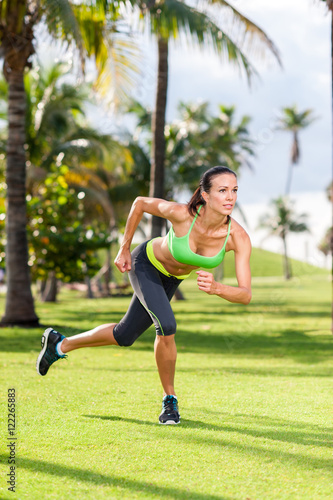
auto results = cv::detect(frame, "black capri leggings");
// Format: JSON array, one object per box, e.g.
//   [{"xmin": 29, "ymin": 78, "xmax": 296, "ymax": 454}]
[{"xmin": 113, "ymin": 241, "xmax": 183, "ymax": 347}]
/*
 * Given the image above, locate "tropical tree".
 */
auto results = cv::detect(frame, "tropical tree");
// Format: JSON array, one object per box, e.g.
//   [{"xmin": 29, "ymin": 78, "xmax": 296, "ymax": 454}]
[
  {"xmin": 63, "ymin": 144, "xmax": 150, "ymax": 294},
  {"xmin": 127, "ymin": 99, "xmax": 255, "ymax": 200},
  {"xmin": 0, "ymin": 62, "xmax": 121, "ymax": 183},
  {"xmin": 27, "ymin": 167, "xmax": 112, "ymax": 302},
  {"xmin": 0, "ymin": 0, "xmax": 139, "ymax": 326},
  {"xmin": 276, "ymin": 105, "xmax": 317, "ymax": 196},
  {"xmin": 318, "ymin": 181, "xmax": 333, "ymax": 263},
  {"xmin": 0, "ymin": 60, "xmax": 135, "ymax": 296},
  {"xmin": 164, "ymin": 101, "xmax": 255, "ymax": 197},
  {"xmin": 258, "ymin": 197, "xmax": 309, "ymax": 280},
  {"xmin": 137, "ymin": 0, "xmax": 281, "ymax": 237}
]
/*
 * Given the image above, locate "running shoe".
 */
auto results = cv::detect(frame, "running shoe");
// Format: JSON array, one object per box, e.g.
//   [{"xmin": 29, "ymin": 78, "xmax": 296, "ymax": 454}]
[
  {"xmin": 159, "ymin": 395, "xmax": 180, "ymax": 425},
  {"xmin": 36, "ymin": 328, "xmax": 66, "ymax": 376}
]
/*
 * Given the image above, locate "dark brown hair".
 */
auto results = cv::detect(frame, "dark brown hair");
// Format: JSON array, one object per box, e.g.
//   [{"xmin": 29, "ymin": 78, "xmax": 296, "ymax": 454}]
[{"xmin": 187, "ymin": 166, "xmax": 237, "ymax": 218}]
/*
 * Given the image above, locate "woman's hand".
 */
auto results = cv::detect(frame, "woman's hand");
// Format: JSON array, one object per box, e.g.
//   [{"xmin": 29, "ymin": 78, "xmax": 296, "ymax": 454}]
[
  {"xmin": 196, "ymin": 270, "xmax": 217, "ymax": 295},
  {"xmin": 114, "ymin": 248, "xmax": 132, "ymax": 273}
]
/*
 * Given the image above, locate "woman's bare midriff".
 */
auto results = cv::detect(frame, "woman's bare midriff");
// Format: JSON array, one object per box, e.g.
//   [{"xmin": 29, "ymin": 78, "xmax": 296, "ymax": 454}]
[{"xmin": 152, "ymin": 237, "xmax": 198, "ymax": 276}]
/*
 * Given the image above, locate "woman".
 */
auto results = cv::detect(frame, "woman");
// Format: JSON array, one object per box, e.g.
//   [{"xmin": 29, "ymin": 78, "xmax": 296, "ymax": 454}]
[{"xmin": 36, "ymin": 166, "xmax": 252, "ymax": 425}]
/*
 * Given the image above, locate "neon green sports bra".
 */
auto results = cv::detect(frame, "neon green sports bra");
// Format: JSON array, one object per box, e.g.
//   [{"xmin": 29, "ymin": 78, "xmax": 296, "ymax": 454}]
[{"xmin": 167, "ymin": 205, "xmax": 231, "ymax": 268}]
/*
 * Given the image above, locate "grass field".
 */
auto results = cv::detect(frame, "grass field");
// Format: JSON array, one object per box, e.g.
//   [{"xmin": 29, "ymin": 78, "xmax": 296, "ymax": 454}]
[{"xmin": 0, "ymin": 270, "xmax": 332, "ymax": 499}]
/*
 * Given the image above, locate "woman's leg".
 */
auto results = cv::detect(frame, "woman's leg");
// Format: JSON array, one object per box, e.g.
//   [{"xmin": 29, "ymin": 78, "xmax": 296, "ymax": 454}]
[
  {"xmin": 36, "ymin": 294, "xmax": 153, "ymax": 377},
  {"xmin": 154, "ymin": 334, "xmax": 177, "ymax": 397},
  {"xmin": 61, "ymin": 323, "xmax": 118, "ymax": 353},
  {"xmin": 56, "ymin": 290, "xmax": 154, "ymax": 354},
  {"xmin": 128, "ymin": 249, "xmax": 182, "ymax": 398}
]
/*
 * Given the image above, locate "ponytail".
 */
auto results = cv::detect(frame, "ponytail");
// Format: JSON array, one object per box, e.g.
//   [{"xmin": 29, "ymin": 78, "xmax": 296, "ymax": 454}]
[{"xmin": 187, "ymin": 187, "xmax": 205, "ymax": 216}]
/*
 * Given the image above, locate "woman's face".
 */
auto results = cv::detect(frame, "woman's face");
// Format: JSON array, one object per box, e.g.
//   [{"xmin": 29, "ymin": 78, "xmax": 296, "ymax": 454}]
[{"xmin": 202, "ymin": 173, "xmax": 238, "ymax": 216}]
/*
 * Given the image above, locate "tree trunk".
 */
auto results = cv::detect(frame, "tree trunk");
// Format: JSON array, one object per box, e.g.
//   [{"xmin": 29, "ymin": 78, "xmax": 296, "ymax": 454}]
[
  {"xmin": 1, "ymin": 69, "xmax": 39, "ymax": 326},
  {"xmin": 85, "ymin": 275, "xmax": 94, "ymax": 299},
  {"xmin": 39, "ymin": 278, "xmax": 47, "ymax": 299},
  {"xmin": 104, "ymin": 246, "xmax": 112, "ymax": 296},
  {"xmin": 41, "ymin": 271, "xmax": 58, "ymax": 302},
  {"xmin": 282, "ymin": 234, "xmax": 292, "ymax": 280},
  {"xmin": 149, "ymin": 36, "xmax": 168, "ymax": 238},
  {"xmin": 174, "ymin": 288, "xmax": 185, "ymax": 301}
]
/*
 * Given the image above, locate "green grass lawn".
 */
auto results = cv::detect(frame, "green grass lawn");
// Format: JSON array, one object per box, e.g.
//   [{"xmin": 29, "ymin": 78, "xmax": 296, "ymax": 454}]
[
  {"xmin": 215, "ymin": 247, "xmax": 329, "ymax": 279},
  {"xmin": 0, "ymin": 273, "xmax": 332, "ymax": 499}
]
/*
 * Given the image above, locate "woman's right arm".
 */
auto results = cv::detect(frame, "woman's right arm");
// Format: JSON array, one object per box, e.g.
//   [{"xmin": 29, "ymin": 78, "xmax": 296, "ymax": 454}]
[{"xmin": 114, "ymin": 196, "xmax": 185, "ymax": 273}]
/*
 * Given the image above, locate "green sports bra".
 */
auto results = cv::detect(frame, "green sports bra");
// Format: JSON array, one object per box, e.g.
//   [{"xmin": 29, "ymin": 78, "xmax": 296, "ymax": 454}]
[{"xmin": 167, "ymin": 205, "xmax": 231, "ymax": 268}]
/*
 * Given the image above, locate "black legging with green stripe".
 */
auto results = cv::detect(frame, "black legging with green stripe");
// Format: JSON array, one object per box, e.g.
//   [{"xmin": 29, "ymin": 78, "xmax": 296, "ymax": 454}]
[{"xmin": 113, "ymin": 241, "xmax": 183, "ymax": 347}]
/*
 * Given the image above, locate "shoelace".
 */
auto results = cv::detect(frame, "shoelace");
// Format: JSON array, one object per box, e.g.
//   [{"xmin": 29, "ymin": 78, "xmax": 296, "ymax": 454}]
[
  {"xmin": 44, "ymin": 349, "xmax": 67, "ymax": 364},
  {"xmin": 163, "ymin": 396, "xmax": 178, "ymax": 413}
]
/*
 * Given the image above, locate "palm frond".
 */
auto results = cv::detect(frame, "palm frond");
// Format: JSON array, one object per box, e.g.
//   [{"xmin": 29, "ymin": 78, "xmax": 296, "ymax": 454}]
[
  {"xmin": 204, "ymin": 0, "xmax": 282, "ymax": 67},
  {"xmin": 72, "ymin": 5, "xmax": 142, "ymax": 106},
  {"xmin": 277, "ymin": 106, "xmax": 318, "ymax": 131},
  {"xmin": 146, "ymin": 0, "xmax": 259, "ymax": 83},
  {"xmin": 41, "ymin": 0, "xmax": 85, "ymax": 70},
  {"xmin": 94, "ymin": 31, "xmax": 142, "ymax": 106}
]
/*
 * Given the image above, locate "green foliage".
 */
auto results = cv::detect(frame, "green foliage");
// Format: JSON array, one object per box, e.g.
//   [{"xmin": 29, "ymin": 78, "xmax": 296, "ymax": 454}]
[
  {"xmin": 0, "ymin": 60, "xmax": 139, "ymax": 233},
  {"xmin": 318, "ymin": 226, "xmax": 333, "ymax": 257},
  {"xmin": 0, "ymin": 179, "xmax": 5, "ymax": 266},
  {"xmin": 276, "ymin": 105, "xmax": 317, "ymax": 168},
  {"xmin": 259, "ymin": 197, "xmax": 309, "ymax": 238},
  {"xmin": 277, "ymin": 105, "xmax": 317, "ymax": 133},
  {"xmin": 143, "ymin": 0, "xmax": 281, "ymax": 83},
  {"xmin": 127, "ymin": 99, "xmax": 255, "ymax": 199},
  {"xmin": 0, "ymin": 62, "xmax": 125, "ymax": 176},
  {"xmin": 165, "ymin": 102, "xmax": 255, "ymax": 195},
  {"xmin": 27, "ymin": 167, "xmax": 112, "ymax": 283},
  {"xmin": 1, "ymin": 0, "xmax": 141, "ymax": 103}
]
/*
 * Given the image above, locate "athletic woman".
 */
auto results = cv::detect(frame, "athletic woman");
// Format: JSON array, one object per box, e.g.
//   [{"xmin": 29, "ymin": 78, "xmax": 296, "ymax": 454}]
[{"xmin": 36, "ymin": 166, "xmax": 252, "ymax": 424}]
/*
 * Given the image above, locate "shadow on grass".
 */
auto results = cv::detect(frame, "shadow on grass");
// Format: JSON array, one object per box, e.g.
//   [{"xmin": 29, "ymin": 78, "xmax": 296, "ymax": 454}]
[
  {"xmin": 83, "ymin": 414, "xmax": 333, "ymax": 450},
  {"xmin": 134, "ymin": 328, "xmax": 332, "ymax": 364},
  {"xmin": 178, "ymin": 427, "xmax": 333, "ymax": 473},
  {"xmin": 177, "ymin": 365, "xmax": 332, "ymax": 378},
  {"xmin": 0, "ymin": 324, "xmax": 332, "ymax": 365},
  {"xmin": 87, "ymin": 364, "xmax": 331, "ymax": 379},
  {"xmin": 81, "ymin": 414, "xmax": 333, "ymax": 474},
  {"xmin": 0, "ymin": 454, "xmax": 229, "ymax": 500}
]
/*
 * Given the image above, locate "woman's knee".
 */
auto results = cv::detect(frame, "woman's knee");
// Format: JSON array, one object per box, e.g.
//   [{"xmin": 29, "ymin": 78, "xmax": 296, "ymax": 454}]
[
  {"xmin": 113, "ymin": 323, "xmax": 142, "ymax": 347},
  {"xmin": 156, "ymin": 318, "xmax": 177, "ymax": 337},
  {"xmin": 155, "ymin": 333, "xmax": 176, "ymax": 346}
]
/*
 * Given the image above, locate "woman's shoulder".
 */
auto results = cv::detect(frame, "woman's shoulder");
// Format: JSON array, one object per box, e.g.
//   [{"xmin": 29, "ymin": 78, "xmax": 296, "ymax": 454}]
[
  {"xmin": 229, "ymin": 218, "xmax": 251, "ymax": 249},
  {"xmin": 167, "ymin": 202, "xmax": 191, "ymax": 223}
]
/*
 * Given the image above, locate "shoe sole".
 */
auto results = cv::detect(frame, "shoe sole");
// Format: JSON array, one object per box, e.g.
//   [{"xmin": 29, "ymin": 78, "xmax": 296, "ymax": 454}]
[
  {"xmin": 159, "ymin": 420, "xmax": 180, "ymax": 425},
  {"xmin": 36, "ymin": 327, "xmax": 53, "ymax": 376}
]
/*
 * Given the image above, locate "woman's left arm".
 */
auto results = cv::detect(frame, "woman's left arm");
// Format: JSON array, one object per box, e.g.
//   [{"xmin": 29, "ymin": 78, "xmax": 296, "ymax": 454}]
[{"xmin": 196, "ymin": 231, "xmax": 252, "ymax": 305}]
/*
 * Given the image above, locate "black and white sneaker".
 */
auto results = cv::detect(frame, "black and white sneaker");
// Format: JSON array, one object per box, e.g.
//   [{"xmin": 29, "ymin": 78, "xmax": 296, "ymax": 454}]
[
  {"xmin": 159, "ymin": 395, "xmax": 180, "ymax": 425},
  {"xmin": 36, "ymin": 328, "xmax": 66, "ymax": 376}
]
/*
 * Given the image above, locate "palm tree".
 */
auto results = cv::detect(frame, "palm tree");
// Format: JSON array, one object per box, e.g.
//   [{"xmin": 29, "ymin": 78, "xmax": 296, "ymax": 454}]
[
  {"xmin": 259, "ymin": 197, "xmax": 309, "ymax": 280},
  {"xmin": 138, "ymin": 0, "xmax": 282, "ymax": 237},
  {"xmin": 276, "ymin": 106, "xmax": 317, "ymax": 196},
  {"xmin": 127, "ymin": 98, "xmax": 255, "ymax": 199},
  {"xmin": 164, "ymin": 101, "xmax": 255, "ymax": 196},
  {"xmin": 0, "ymin": 0, "xmax": 139, "ymax": 326},
  {"xmin": 318, "ymin": 181, "xmax": 333, "ymax": 263}
]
